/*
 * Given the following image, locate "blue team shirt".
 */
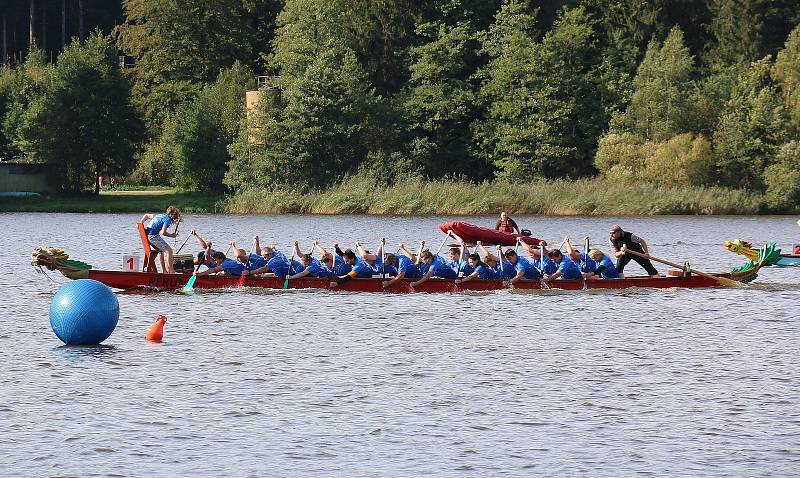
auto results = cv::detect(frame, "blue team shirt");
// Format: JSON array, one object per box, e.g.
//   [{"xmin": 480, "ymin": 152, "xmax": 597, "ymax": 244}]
[
  {"xmin": 146, "ymin": 213, "xmax": 173, "ymax": 236},
  {"xmin": 246, "ymin": 253, "xmax": 267, "ymax": 270},
  {"xmin": 532, "ymin": 256, "xmax": 558, "ymax": 275},
  {"xmin": 494, "ymin": 260, "xmax": 516, "ymax": 279},
  {"xmin": 576, "ymin": 252, "xmax": 597, "ymax": 274},
  {"xmin": 449, "ymin": 259, "xmax": 474, "ymax": 277},
  {"xmin": 302, "ymin": 259, "xmax": 332, "ymax": 278},
  {"xmin": 428, "ymin": 255, "xmax": 457, "ymax": 279},
  {"xmin": 396, "ymin": 256, "xmax": 421, "ymax": 279},
  {"xmin": 474, "ymin": 264, "xmax": 498, "ymax": 280},
  {"xmin": 556, "ymin": 257, "xmax": 583, "ymax": 280},
  {"xmin": 332, "ymin": 256, "xmax": 352, "ymax": 276},
  {"xmin": 596, "ymin": 255, "xmax": 620, "ymax": 279},
  {"xmin": 351, "ymin": 258, "xmax": 378, "ymax": 278},
  {"xmin": 514, "ymin": 256, "xmax": 542, "ymax": 280},
  {"xmin": 219, "ymin": 258, "xmax": 245, "ymax": 276}
]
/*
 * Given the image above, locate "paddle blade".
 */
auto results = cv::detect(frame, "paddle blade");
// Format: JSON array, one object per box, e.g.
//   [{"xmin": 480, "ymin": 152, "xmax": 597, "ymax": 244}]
[
  {"xmin": 283, "ymin": 278, "xmax": 289, "ymax": 289},
  {"xmin": 182, "ymin": 274, "xmax": 197, "ymax": 292}
]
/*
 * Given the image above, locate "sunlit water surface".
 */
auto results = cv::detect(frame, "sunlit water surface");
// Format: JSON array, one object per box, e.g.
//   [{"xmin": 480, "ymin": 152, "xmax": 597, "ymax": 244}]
[{"xmin": 2, "ymin": 213, "xmax": 800, "ymax": 476}]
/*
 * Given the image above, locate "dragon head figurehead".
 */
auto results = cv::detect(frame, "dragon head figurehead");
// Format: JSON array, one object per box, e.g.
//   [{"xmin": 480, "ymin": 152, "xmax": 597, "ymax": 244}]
[
  {"xmin": 724, "ymin": 239, "xmax": 759, "ymax": 262},
  {"xmin": 32, "ymin": 248, "xmax": 92, "ymax": 280}
]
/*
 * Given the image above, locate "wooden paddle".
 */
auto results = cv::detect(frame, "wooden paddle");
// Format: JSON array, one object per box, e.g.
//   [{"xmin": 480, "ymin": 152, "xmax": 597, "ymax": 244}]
[{"xmin": 622, "ymin": 247, "xmax": 742, "ymax": 287}]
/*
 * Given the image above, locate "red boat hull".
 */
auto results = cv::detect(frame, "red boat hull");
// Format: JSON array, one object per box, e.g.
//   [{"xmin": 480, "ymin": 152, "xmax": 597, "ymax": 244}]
[
  {"xmin": 438, "ymin": 221, "xmax": 544, "ymax": 246},
  {"xmin": 85, "ymin": 269, "xmax": 730, "ymax": 292}
]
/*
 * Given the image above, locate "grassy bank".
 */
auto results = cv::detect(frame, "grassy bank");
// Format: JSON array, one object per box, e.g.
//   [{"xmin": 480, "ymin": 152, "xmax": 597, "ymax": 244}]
[
  {"xmin": 225, "ymin": 177, "xmax": 766, "ymax": 215},
  {"xmin": 0, "ymin": 189, "xmax": 224, "ymax": 213}
]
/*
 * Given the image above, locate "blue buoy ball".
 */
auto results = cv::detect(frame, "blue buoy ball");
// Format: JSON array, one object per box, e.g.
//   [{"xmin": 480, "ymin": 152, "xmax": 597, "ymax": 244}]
[{"xmin": 50, "ymin": 279, "xmax": 119, "ymax": 345}]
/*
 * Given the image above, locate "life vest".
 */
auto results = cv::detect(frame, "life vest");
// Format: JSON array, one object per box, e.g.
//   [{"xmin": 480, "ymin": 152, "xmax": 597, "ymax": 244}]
[{"xmin": 498, "ymin": 218, "xmax": 514, "ymax": 233}]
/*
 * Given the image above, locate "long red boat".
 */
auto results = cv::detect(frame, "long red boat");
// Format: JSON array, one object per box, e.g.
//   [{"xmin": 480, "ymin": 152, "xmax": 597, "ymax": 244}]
[
  {"xmin": 438, "ymin": 221, "xmax": 544, "ymax": 246},
  {"xmin": 80, "ymin": 269, "xmax": 730, "ymax": 292}
]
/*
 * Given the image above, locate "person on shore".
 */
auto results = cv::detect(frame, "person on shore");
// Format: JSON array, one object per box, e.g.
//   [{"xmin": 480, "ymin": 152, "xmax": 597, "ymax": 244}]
[
  {"xmin": 382, "ymin": 244, "xmax": 422, "ymax": 289},
  {"xmin": 565, "ymin": 236, "xmax": 597, "ymax": 279},
  {"xmin": 501, "ymin": 249, "xmax": 541, "ymax": 287},
  {"xmin": 195, "ymin": 251, "xmax": 246, "ymax": 277},
  {"xmin": 608, "ymin": 224, "xmax": 658, "ymax": 277},
  {"xmin": 544, "ymin": 249, "xmax": 583, "ymax": 282},
  {"xmin": 495, "ymin": 211, "xmax": 519, "ymax": 234},
  {"xmin": 139, "ymin": 206, "xmax": 181, "ymax": 273},
  {"xmin": 587, "ymin": 249, "xmax": 620, "ymax": 279},
  {"xmin": 455, "ymin": 253, "xmax": 499, "ymax": 284}
]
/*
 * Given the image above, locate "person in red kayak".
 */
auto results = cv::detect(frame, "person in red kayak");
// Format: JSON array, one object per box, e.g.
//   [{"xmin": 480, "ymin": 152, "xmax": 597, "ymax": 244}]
[{"xmin": 495, "ymin": 211, "xmax": 519, "ymax": 234}]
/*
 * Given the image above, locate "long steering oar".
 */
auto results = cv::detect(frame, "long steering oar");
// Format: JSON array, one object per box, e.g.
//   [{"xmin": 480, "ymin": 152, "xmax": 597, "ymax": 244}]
[{"xmin": 622, "ymin": 247, "xmax": 742, "ymax": 287}]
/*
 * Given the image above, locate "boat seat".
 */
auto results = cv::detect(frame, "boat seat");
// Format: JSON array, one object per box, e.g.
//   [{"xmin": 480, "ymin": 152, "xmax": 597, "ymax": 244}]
[{"xmin": 136, "ymin": 222, "xmax": 159, "ymax": 272}]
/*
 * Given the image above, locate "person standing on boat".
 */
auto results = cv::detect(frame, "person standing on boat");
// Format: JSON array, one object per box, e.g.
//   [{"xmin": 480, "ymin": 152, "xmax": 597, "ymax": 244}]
[
  {"xmin": 495, "ymin": 212, "xmax": 520, "ymax": 234},
  {"xmin": 608, "ymin": 224, "xmax": 658, "ymax": 277},
  {"xmin": 139, "ymin": 206, "xmax": 181, "ymax": 274}
]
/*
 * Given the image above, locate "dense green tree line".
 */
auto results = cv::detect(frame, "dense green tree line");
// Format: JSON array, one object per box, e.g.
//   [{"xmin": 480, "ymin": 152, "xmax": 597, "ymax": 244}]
[{"xmin": 0, "ymin": 0, "xmax": 798, "ymax": 207}]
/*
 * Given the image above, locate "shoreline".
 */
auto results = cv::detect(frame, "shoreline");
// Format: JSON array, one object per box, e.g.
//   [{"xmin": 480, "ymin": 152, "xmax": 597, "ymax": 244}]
[{"xmin": 1, "ymin": 178, "xmax": 789, "ymax": 215}]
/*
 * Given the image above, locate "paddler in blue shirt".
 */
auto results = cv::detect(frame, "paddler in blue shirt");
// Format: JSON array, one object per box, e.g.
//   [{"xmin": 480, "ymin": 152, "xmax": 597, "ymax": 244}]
[
  {"xmin": 189, "ymin": 229, "xmax": 218, "ymax": 270},
  {"xmin": 330, "ymin": 241, "xmax": 384, "ymax": 287},
  {"xmin": 250, "ymin": 237, "xmax": 303, "ymax": 278},
  {"xmin": 287, "ymin": 242, "xmax": 333, "ymax": 279},
  {"xmin": 544, "ymin": 249, "xmax": 583, "ymax": 282},
  {"xmin": 519, "ymin": 241, "xmax": 557, "ymax": 275},
  {"xmin": 501, "ymin": 249, "xmax": 541, "ymax": 286},
  {"xmin": 409, "ymin": 250, "xmax": 458, "ymax": 288},
  {"xmin": 476, "ymin": 242, "xmax": 515, "ymax": 279},
  {"xmin": 587, "ymin": 249, "xmax": 620, "ymax": 279},
  {"xmin": 382, "ymin": 244, "xmax": 422, "ymax": 288},
  {"xmin": 564, "ymin": 236, "xmax": 597, "ymax": 279},
  {"xmin": 455, "ymin": 253, "xmax": 499, "ymax": 284},
  {"xmin": 139, "ymin": 205, "xmax": 181, "ymax": 273},
  {"xmin": 195, "ymin": 251, "xmax": 246, "ymax": 276}
]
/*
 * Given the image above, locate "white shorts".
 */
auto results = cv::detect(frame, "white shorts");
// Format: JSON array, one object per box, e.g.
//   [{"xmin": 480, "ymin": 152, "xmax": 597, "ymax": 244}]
[{"xmin": 148, "ymin": 234, "xmax": 169, "ymax": 252}]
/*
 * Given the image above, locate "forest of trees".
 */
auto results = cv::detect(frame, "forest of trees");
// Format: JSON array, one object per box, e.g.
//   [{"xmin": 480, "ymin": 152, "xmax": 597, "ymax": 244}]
[{"xmin": 0, "ymin": 1, "xmax": 799, "ymax": 209}]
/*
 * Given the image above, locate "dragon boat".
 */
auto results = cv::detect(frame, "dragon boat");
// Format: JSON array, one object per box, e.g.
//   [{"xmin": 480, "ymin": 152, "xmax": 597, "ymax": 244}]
[
  {"xmin": 725, "ymin": 239, "xmax": 800, "ymax": 266},
  {"xmin": 32, "ymin": 248, "xmax": 764, "ymax": 293},
  {"xmin": 438, "ymin": 221, "xmax": 544, "ymax": 246}
]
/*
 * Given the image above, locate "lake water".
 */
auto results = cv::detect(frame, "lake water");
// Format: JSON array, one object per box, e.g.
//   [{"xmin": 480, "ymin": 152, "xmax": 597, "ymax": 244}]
[{"xmin": 3, "ymin": 213, "xmax": 800, "ymax": 476}]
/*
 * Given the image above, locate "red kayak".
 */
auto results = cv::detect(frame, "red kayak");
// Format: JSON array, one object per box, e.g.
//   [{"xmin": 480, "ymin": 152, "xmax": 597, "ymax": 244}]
[{"xmin": 439, "ymin": 221, "xmax": 545, "ymax": 246}]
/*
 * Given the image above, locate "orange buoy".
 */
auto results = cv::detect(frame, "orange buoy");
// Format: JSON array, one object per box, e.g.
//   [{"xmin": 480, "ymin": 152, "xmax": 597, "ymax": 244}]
[{"xmin": 145, "ymin": 314, "xmax": 167, "ymax": 342}]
